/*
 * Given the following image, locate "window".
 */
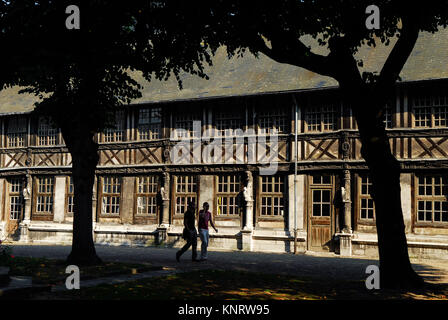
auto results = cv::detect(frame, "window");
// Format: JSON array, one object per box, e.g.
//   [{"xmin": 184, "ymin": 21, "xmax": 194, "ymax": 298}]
[
  {"xmin": 413, "ymin": 95, "xmax": 448, "ymax": 128},
  {"xmin": 6, "ymin": 116, "xmax": 27, "ymax": 148},
  {"xmin": 258, "ymin": 109, "xmax": 287, "ymax": 134},
  {"xmin": 101, "ymin": 176, "xmax": 121, "ymax": 215},
  {"xmin": 103, "ymin": 110, "xmax": 125, "ymax": 142},
  {"xmin": 312, "ymin": 174, "xmax": 332, "ymax": 185},
  {"xmin": 215, "ymin": 111, "xmax": 243, "ymax": 137},
  {"xmin": 383, "ymin": 104, "xmax": 393, "ymax": 129},
  {"xmin": 174, "ymin": 113, "xmax": 201, "ymax": 138},
  {"xmin": 138, "ymin": 107, "xmax": 162, "ymax": 140},
  {"xmin": 416, "ymin": 175, "xmax": 448, "ymax": 223},
  {"xmin": 35, "ymin": 177, "xmax": 54, "ymax": 214},
  {"xmin": 175, "ymin": 176, "xmax": 197, "ymax": 214},
  {"xmin": 359, "ymin": 175, "xmax": 375, "ymax": 220},
  {"xmin": 216, "ymin": 175, "xmax": 241, "ymax": 215},
  {"xmin": 260, "ymin": 176, "xmax": 285, "ymax": 216},
  {"xmin": 310, "ymin": 174, "xmax": 332, "ymax": 217},
  {"xmin": 37, "ymin": 116, "xmax": 59, "ymax": 146},
  {"xmin": 66, "ymin": 177, "xmax": 74, "ymax": 215},
  {"xmin": 9, "ymin": 178, "xmax": 24, "ymax": 220},
  {"xmin": 305, "ymin": 104, "xmax": 338, "ymax": 132},
  {"xmin": 136, "ymin": 176, "xmax": 158, "ymax": 215}
]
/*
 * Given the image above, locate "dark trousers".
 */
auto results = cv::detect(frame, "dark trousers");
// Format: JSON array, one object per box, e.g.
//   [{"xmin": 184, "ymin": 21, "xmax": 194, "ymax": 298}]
[{"xmin": 178, "ymin": 230, "xmax": 197, "ymax": 260}]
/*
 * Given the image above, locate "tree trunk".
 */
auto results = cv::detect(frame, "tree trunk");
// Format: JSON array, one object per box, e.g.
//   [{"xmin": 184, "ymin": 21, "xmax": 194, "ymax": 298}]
[
  {"xmin": 62, "ymin": 122, "xmax": 102, "ymax": 266},
  {"xmin": 351, "ymin": 91, "xmax": 423, "ymax": 289}
]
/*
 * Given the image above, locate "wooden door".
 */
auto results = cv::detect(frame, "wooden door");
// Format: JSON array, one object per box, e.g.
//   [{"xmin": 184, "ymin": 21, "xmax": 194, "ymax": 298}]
[
  {"xmin": 308, "ymin": 175, "xmax": 334, "ymax": 251},
  {"xmin": 5, "ymin": 177, "xmax": 25, "ymax": 238}
]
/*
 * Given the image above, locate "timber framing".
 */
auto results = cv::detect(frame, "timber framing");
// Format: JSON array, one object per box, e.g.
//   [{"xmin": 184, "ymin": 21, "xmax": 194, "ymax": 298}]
[{"xmin": 0, "ymin": 78, "xmax": 448, "ymax": 258}]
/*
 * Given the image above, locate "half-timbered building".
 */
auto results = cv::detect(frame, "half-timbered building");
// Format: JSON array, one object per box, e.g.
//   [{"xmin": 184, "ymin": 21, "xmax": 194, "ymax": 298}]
[{"xmin": 1, "ymin": 30, "xmax": 448, "ymax": 258}]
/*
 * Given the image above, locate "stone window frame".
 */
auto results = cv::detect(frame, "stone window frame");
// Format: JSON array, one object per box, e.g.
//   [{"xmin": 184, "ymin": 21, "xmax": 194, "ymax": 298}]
[
  {"xmin": 414, "ymin": 174, "xmax": 448, "ymax": 225},
  {"xmin": 215, "ymin": 174, "xmax": 242, "ymax": 217},
  {"xmin": 99, "ymin": 176, "xmax": 122, "ymax": 216}
]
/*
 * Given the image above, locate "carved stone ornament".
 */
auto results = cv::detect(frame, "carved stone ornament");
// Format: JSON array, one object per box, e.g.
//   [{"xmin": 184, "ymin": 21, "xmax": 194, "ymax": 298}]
[
  {"xmin": 244, "ymin": 171, "xmax": 253, "ymax": 202},
  {"xmin": 163, "ymin": 147, "xmax": 171, "ymax": 163},
  {"xmin": 22, "ymin": 186, "xmax": 31, "ymax": 200},
  {"xmin": 160, "ymin": 172, "xmax": 170, "ymax": 200},
  {"xmin": 160, "ymin": 187, "xmax": 169, "ymax": 201}
]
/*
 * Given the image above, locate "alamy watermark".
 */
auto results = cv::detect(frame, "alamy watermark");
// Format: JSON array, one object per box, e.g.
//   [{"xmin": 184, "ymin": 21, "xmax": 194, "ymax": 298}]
[
  {"xmin": 65, "ymin": 4, "xmax": 380, "ymax": 31},
  {"xmin": 365, "ymin": 265, "xmax": 380, "ymax": 290},
  {"xmin": 65, "ymin": 265, "xmax": 80, "ymax": 290},
  {"xmin": 65, "ymin": 5, "xmax": 80, "ymax": 30},
  {"xmin": 169, "ymin": 121, "xmax": 279, "ymax": 175}
]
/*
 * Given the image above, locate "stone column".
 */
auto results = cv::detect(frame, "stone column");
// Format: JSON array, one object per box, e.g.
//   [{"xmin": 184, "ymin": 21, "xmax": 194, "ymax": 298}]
[
  {"xmin": 198, "ymin": 175, "xmax": 214, "ymax": 211},
  {"xmin": 288, "ymin": 174, "xmax": 305, "ymax": 232},
  {"xmin": 241, "ymin": 171, "xmax": 254, "ymax": 251},
  {"xmin": 243, "ymin": 171, "xmax": 254, "ymax": 231},
  {"xmin": 160, "ymin": 172, "xmax": 170, "ymax": 226},
  {"xmin": 19, "ymin": 174, "xmax": 33, "ymax": 242},
  {"xmin": 400, "ymin": 173, "xmax": 412, "ymax": 233},
  {"xmin": 22, "ymin": 174, "xmax": 32, "ymax": 223},
  {"xmin": 342, "ymin": 170, "xmax": 352, "ymax": 233},
  {"xmin": 157, "ymin": 172, "xmax": 170, "ymax": 245},
  {"xmin": 337, "ymin": 170, "xmax": 353, "ymax": 256},
  {"xmin": 53, "ymin": 176, "xmax": 66, "ymax": 223},
  {"xmin": 337, "ymin": 233, "xmax": 352, "ymax": 256},
  {"xmin": 92, "ymin": 176, "xmax": 98, "ymax": 241},
  {"xmin": 120, "ymin": 176, "xmax": 135, "ymax": 225},
  {"xmin": 92, "ymin": 176, "xmax": 98, "ymax": 222},
  {"xmin": 0, "ymin": 178, "xmax": 6, "ymax": 240}
]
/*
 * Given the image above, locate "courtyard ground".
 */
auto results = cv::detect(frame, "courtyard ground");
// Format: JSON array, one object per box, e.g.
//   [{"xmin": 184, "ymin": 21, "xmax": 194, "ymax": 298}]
[{"xmin": 2, "ymin": 244, "xmax": 448, "ymax": 300}]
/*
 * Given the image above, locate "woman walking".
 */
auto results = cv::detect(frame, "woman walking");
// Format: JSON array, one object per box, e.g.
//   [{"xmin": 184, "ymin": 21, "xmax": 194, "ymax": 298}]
[{"xmin": 198, "ymin": 202, "xmax": 218, "ymax": 261}]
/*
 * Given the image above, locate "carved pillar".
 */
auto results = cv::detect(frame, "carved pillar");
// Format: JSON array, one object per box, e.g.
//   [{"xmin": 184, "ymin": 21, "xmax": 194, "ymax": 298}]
[
  {"xmin": 120, "ymin": 176, "xmax": 135, "ymax": 224},
  {"xmin": 241, "ymin": 171, "xmax": 254, "ymax": 251},
  {"xmin": 342, "ymin": 169, "xmax": 352, "ymax": 233},
  {"xmin": 336, "ymin": 169, "xmax": 353, "ymax": 256},
  {"xmin": 19, "ymin": 174, "xmax": 33, "ymax": 242},
  {"xmin": 22, "ymin": 174, "xmax": 32, "ymax": 223},
  {"xmin": 243, "ymin": 171, "xmax": 254, "ymax": 231},
  {"xmin": 160, "ymin": 172, "xmax": 170, "ymax": 227},
  {"xmin": 0, "ymin": 178, "xmax": 6, "ymax": 240},
  {"xmin": 156, "ymin": 172, "xmax": 170, "ymax": 245},
  {"xmin": 53, "ymin": 176, "xmax": 66, "ymax": 223}
]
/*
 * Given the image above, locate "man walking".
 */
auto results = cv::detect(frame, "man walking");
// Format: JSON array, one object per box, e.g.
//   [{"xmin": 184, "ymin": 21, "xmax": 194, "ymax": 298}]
[
  {"xmin": 176, "ymin": 201, "xmax": 198, "ymax": 262},
  {"xmin": 198, "ymin": 202, "xmax": 218, "ymax": 261}
]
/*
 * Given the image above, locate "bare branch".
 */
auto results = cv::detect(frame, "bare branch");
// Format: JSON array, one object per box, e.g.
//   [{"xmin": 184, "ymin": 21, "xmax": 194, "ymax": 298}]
[
  {"xmin": 377, "ymin": 15, "xmax": 420, "ymax": 89},
  {"xmin": 252, "ymin": 31, "xmax": 337, "ymax": 79}
]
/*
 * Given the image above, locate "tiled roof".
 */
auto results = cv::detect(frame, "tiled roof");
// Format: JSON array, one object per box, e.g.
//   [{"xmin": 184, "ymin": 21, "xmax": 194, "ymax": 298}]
[{"xmin": 1, "ymin": 28, "xmax": 448, "ymax": 114}]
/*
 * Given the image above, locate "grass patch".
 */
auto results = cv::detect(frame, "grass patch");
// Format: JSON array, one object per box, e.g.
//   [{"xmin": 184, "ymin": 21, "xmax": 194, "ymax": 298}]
[
  {"xmin": 48, "ymin": 269, "xmax": 448, "ymax": 300},
  {"xmin": 8, "ymin": 257, "xmax": 159, "ymax": 286}
]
